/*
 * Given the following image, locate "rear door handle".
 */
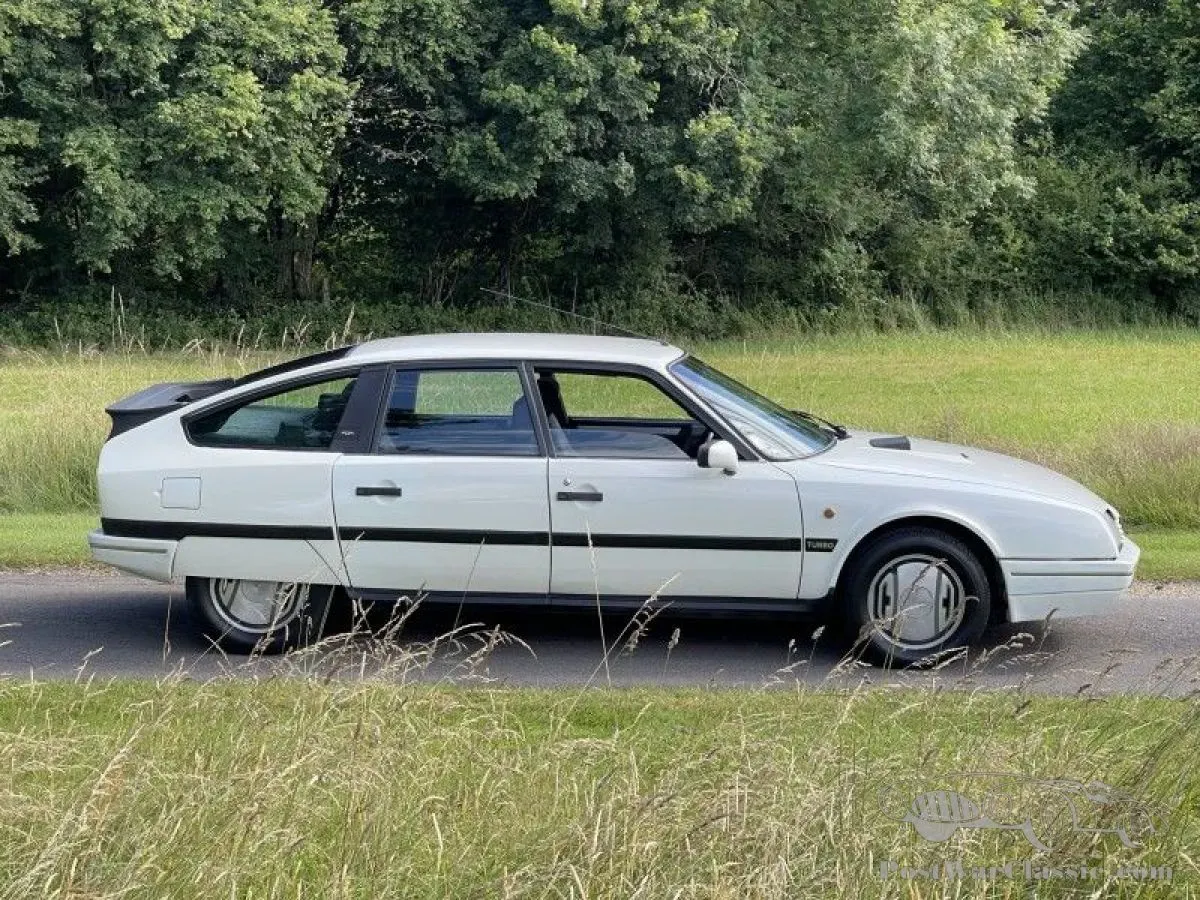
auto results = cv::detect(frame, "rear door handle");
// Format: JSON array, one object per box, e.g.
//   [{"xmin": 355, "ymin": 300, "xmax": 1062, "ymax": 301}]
[
  {"xmin": 556, "ymin": 490, "xmax": 603, "ymax": 502},
  {"xmin": 356, "ymin": 486, "xmax": 403, "ymax": 497}
]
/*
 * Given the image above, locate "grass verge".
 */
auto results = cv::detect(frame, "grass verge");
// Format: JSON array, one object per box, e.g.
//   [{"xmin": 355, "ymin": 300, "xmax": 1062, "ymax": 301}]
[
  {"xmin": 2, "ymin": 513, "xmax": 1197, "ymax": 580},
  {"xmin": 0, "ymin": 678, "xmax": 1193, "ymax": 897},
  {"xmin": 0, "ymin": 512, "xmax": 99, "ymax": 568},
  {"xmin": 1131, "ymin": 529, "xmax": 1200, "ymax": 582}
]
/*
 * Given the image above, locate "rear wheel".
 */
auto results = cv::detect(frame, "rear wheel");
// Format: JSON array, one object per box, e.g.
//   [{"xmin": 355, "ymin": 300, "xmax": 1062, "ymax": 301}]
[
  {"xmin": 843, "ymin": 527, "xmax": 991, "ymax": 665},
  {"xmin": 186, "ymin": 577, "xmax": 337, "ymax": 654}
]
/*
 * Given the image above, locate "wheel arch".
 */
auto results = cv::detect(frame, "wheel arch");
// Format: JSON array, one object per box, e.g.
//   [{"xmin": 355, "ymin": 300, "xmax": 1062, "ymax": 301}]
[{"xmin": 831, "ymin": 515, "xmax": 1009, "ymax": 624}]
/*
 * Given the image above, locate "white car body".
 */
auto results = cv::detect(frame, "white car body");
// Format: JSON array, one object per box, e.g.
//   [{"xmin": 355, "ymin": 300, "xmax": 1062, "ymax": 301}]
[{"xmin": 90, "ymin": 333, "xmax": 1138, "ymax": 631}]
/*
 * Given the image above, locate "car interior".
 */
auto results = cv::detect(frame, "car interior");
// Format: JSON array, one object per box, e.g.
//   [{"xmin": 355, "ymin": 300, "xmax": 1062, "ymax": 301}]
[
  {"xmin": 188, "ymin": 377, "xmax": 359, "ymax": 449},
  {"xmin": 376, "ymin": 369, "xmax": 540, "ymax": 455},
  {"xmin": 195, "ymin": 366, "xmax": 717, "ymax": 459},
  {"xmin": 372, "ymin": 367, "xmax": 715, "ymax": 459},
  {"xmin": 525, "ymin": 369, "xmax": 711, "ymax": 459}
]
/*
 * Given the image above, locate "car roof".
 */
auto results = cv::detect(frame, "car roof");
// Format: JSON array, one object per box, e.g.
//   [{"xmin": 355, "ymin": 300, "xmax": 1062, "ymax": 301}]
[{"xmin": 345, "ymin": 332, "xmax": 685, "ymax": 367}]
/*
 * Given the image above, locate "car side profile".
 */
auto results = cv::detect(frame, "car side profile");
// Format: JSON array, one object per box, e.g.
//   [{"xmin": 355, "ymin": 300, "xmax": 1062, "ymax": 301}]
[{"xmin": 89, "ymin": 333, "xmax": 1139, "ymax": 662}]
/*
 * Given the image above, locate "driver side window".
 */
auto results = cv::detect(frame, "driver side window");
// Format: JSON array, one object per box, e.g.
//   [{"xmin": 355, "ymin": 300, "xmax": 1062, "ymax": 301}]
[
  {"xmin": 554, "ymin": 372, "xmax": 689, "ymax": 421},
  {"xmin": 534, "ymin": 368, "xmax": 708, "ymax": 460}
]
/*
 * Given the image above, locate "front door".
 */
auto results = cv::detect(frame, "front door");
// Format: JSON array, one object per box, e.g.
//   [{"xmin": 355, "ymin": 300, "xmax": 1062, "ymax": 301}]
[
  {"xmin": 332, "ymin": 365, "xmax": 551, "ymax": 597},
  {"xmin": 534, "ymin": 367, "xmax": 804, "ymax": 605}
]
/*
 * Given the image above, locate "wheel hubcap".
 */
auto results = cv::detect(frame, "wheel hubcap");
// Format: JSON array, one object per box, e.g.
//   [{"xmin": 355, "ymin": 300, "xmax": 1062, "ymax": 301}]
[
  {"xmin": 210, "ymin": 579, "xmax": 305, "ymax": 633},
  {"xmin": 867, "ymin": 555, "xmax": 966, "ymax": 652}
]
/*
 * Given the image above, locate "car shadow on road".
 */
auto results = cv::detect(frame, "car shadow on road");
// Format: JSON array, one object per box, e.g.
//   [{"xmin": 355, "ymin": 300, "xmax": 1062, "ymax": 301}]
[{"xmin": 0, "ymin": 579, "xmax": 1066, "ymax": 688}]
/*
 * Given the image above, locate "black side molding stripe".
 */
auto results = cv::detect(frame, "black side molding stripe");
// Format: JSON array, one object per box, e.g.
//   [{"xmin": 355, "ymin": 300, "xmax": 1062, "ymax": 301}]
[
  {"xmin": 101, "ymin": 518, "xmax": 334, "ymax": 542},
  {"xmin": 102, "ymin": 519, "xmax": 549, "ymax": 546},
  {"xmin": 102, "ymin": 519, "xmax": 807, "ymax": 552},
  {"xmin": 339, "ymin": 527, "xmax": 548, "ymax": 546},
  {"xmin": 554, "ymin": 533, "xmax": 803, "ymax": 552}
]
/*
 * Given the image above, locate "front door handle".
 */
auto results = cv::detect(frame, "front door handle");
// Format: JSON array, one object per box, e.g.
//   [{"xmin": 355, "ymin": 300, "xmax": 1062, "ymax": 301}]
[
  {"xmin": 356, "ymin": 485, "xmax": 403, "ymax": 497},
  {"xmin": 556, "ymin": 490, "xmax": 603, "ymax": 502}
]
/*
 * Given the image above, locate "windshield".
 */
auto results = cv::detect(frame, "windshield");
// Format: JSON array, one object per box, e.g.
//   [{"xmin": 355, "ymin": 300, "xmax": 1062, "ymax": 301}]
[{"xmin": 669, "ymin": 357, "xmax": 836, "ymax": 460}]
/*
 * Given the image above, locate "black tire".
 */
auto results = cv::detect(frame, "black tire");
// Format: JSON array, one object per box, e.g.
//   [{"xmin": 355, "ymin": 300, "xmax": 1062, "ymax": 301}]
[
  {"xmin": 842, "ymin": 527, "xmax": 991, "ymax": 666},
  {"xmin": 186, "ymin": 576, "xmax": 338, "ymax": 654}
]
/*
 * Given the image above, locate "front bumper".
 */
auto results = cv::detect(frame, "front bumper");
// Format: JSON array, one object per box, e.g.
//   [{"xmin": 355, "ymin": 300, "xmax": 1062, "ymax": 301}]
[
  {"xmin": 88, "ymin": 529, "xmax": 176, "ymax": 582},
  {"xmin": 1001, "ymin": 538, "xmax": 1140, "ymax": 623}
]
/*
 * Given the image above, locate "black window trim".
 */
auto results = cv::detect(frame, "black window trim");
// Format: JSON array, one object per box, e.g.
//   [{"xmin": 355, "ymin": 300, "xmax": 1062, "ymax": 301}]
[
  {"xmin": 369, "ymin": 360, "xmax": 547, "ymax": 458},
  {"xmin": 523, "ymin": 359, "xmax": 760, "ymax": 462},
  {"xmin": 178, "ymin": 354, "xmax": 761, "ymax": 462},
  {"xmin": 180, "ymin": 364, "xmax": 380, "ymax": 453},
  {"xmin": 229, "ymin": 345, "xmax": 358, "ymax": 388}
]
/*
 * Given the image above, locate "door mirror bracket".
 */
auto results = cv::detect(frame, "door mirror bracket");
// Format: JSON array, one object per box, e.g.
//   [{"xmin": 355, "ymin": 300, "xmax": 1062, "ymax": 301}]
[{"xmin": 697, "ymin": 439, "xmax": 739, "ymax": 476}]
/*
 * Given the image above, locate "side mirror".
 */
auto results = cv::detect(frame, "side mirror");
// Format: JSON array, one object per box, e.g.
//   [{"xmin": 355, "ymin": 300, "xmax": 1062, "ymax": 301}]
[{"xmin": 697, "ymin": 439, "xmax": 739, "ymax": 475}]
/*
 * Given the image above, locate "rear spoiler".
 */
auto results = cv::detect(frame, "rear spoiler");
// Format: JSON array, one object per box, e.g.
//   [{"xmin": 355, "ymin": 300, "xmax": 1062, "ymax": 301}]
[{"xmin": 105, "ymin": 379, "xmax": 235, "ymax": 440}]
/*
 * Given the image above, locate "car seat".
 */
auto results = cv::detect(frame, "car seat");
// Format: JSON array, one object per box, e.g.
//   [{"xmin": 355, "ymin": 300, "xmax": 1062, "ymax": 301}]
[{"xmin": 510, "ymin": 374, "xmax": 570, "ymax": 430}]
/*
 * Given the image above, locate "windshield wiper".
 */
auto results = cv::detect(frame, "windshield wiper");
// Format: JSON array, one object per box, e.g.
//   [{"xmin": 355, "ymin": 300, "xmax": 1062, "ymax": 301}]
[{"xmin": 791, "ymin": 409, "xmax": 848, "ymax": 440}]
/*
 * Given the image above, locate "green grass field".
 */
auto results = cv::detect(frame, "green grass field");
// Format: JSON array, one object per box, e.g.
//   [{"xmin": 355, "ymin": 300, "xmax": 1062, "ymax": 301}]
[
  {"xmin": 698, "ymin": 330, "xmax": 1200, "ymax": 530},
  {"xmin": 0, "ymin": 678, "xmax": 1193, "ymax": 898},
  {"xmin": 1, "ymin": 329, "xmax": 1197, "ymax": 574}
]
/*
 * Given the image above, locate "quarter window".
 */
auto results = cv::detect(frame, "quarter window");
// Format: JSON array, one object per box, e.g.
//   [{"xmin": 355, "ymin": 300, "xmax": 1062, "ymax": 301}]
[
  {"xmin": 376, "ymin": 368, "xmax": 538, "ymax": 456},
  {"xmin": 187, "ymin": 375, "xmax": 358, "ymax": 450}
]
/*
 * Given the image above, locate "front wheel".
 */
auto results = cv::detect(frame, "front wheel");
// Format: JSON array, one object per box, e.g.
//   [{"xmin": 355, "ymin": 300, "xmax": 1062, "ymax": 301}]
[
  {"xmin": 186, "ymin": 577, "xmax": 337, "ymax": 654},
  {"xmin": 843, "ymin": 527, "xmax": 991, "ymax": 666}
]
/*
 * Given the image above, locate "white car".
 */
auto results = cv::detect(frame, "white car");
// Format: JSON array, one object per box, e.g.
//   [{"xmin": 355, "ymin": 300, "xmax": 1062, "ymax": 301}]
[{"xmin": 90, "ymin": 333, "xmax": 1139, "ymax": 661}]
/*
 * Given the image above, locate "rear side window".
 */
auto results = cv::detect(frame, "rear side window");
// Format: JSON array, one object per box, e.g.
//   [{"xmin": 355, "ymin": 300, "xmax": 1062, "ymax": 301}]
[
  {"xmin": 376, "ymin": 368, "xmax": 538, "ymax": 456},
  {"xmin": 187, "ymin": 375, "xmax": 358, "ymax": 450}
]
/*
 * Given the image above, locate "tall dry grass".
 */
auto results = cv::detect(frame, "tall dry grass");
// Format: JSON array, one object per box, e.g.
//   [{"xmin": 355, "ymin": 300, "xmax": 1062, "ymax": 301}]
[{"xmin": 0, "ymin": 626, "xmax": 1195, "ymax": 899}]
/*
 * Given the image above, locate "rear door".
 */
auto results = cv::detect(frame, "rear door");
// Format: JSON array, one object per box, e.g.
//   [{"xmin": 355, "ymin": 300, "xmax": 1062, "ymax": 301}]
[{"xmin": 332, "ymin": 364, "xmax": 551, "ymax": 597}]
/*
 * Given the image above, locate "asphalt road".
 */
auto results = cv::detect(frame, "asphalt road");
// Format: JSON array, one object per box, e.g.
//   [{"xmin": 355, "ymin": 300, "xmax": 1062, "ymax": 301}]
[{"xmin": 0, "ymin": 570, "xmax": 1197, "ymax": 695}]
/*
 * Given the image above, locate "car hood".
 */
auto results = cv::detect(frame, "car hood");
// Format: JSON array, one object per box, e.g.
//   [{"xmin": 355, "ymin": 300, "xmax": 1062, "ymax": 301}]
[{"xmin": 804, "ymin": 432, "xmax": 1107, "ymax": 509}]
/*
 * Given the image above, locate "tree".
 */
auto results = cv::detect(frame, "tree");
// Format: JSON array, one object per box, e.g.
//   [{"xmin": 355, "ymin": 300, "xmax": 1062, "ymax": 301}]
[
  {"xmin": 0, "ymin": 0, "xmax": 349, "ymax": 296},
  {"xmin": 725, "ymin": 0, "xmax": 1081, "ymax": 305},
  {"xmin": 1029, "ymin": 0, "xmax": 1200, "ymax": 310},
  {"xmin": 326, "ymin": 0, "xmax": 775, "ymax": 304}
]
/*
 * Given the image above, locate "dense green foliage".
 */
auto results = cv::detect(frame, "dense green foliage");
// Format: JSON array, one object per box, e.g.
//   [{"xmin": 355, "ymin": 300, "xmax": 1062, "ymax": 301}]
[
  {"xmin": 994, "ymin": 0, "xmax": 1200, "ymax": 316},
  {"xmin": 1, "ymin": 0, "xmax": 1198, "ymax": 336}
]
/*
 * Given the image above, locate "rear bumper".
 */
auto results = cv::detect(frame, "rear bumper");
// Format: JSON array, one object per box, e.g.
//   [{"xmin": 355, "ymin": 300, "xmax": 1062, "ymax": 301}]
[
  {"xmin": 88, "ymin": 529, "xmax": 176, "ymax": 582},
  {"xmin": 1001, "ymin": 539, "xmax": 1140, "ymax": 623}
]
